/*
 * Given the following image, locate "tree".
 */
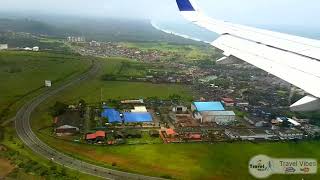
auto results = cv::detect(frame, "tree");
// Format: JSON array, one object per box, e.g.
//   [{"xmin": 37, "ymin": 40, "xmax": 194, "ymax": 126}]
[{"xmin": 50, "ymin": 101, "xmax": 68, "ymax": 117}]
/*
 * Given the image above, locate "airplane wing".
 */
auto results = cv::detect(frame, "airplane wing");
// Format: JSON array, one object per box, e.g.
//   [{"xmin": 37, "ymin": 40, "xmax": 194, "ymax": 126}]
[{"xmin": 176, "ymin": 0, "xmax": 320, "ymax": 111}]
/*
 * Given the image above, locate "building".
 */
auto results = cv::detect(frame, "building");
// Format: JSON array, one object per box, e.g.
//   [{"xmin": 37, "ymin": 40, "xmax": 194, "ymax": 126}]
[
  {"xmin": 131, "ymin": 106, "xmax": 147, "ymax": 113},
  {"xmin": 32, "ymin": 46, "xmax": 39, "ymax": 51},
  {"xmin": 276, "ymin": 117, "xmax": 301, "ymax": 127},
  {"xmin": 121, "ymin": 99, "xmax": 144, "ymax": 104},
  {"xmin": 165, "ymin": 128, "xmax": 177, "ymax": 138},
  {"xmin": 191, "ymin": 101, "xmax": 235, "ymax": 124},
  {"xmin": 221, "ymin": 98, "xmax": 235, "ymax": 107},
  {"xmin": 67, "ymin": 36, "xmax": 86, "ymax": 42},
  {"xmin": 199, "ymin": 111, "xmax": 236, "ymax": 124},
  {"xmin": 191, "ymin": 101, "xmax": 225, "ymax": 112},
  {"xmin": 123, "ymin": 112, "xmax": 152, "ymax": 123},
  {"xmin": 225, "ymin": 129, "xmax": 277, "ymax": 140},
  {"xmin": 23, "ymin": 47, "xmax": 32, "ymax": 51},
  {"xmin": 278, "ymin": 129, "xmax": 304, "ymax": 140},
  {"xmin": 54, "ymin": 111, "xmax": 82, "ymax": 136},
  {"xmin": 0, "ymin": 44, "xmax": 8, "ymax": 50},
  {"xmin": 101, "ymin": 108, "xmax": 122, "ymax": 123},
  {"xmin": 85, "ymin": 131, "xmax": 106, "ymax": 142},
  {"xmin": 172, "ymin": 106, "xmax": 188, "ymax": 113}
]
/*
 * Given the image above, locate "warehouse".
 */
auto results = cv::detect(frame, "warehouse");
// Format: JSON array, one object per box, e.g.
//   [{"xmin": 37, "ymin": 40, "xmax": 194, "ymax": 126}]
[
  {"xmin": 123, "ymin": 112, "xmax": 152, "ymax": 123},
  {"xmin": 191, "ymin": 101, "xmax": 235, "ymax": 124},
  {"xmin": 191, "ymin": 101, "xmax": 225, "ymax": 112},
  {"xmin": 101, "ymin": 107, "xmax": 122, "ymax": 123},
  {"xmin": 200, "ymin": 111, "xmax": 236, "ymax": 124}
]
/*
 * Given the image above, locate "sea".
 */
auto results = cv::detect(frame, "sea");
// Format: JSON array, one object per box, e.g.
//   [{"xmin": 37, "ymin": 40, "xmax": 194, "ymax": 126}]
[{"xmin": 152, "ymin": 20, "xmax": 320, "ymax": 44}]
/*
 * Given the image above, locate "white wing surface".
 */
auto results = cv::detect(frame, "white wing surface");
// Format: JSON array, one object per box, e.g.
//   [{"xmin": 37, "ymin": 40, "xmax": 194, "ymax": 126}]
[{"xmin": 176, "ymin": 0, "xmax": 320, "ymax": 111}]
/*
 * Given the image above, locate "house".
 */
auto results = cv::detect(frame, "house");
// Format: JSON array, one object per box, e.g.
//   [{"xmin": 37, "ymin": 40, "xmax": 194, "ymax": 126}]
[
  {"xmin": 221, "ymin": 98, "xmax": 235, "ymax": 107},
  {"xmin": 172, "ymin": 106, "xmax": 188, "ymax": 113},
  {"xmin": 54, "ymin": 111, "xmax": 82, "ymax": 136},
  {"xmin": 165, "ymin": 128, "xmax": 178, "ymax": 138},
  {"xmin": 95, "ymin": 131, "xmax": 106, "ymax": 142},
  {"xmin": 0, "ymin": 44, "xmax": 8, "ymax": 50},
  {"xmin": 33, "ymin": 46, "xmax": 39, "ymax": 51},
  {"xmin": 85, "ymin": 131, "xmax": 106, "ymax": 142}
]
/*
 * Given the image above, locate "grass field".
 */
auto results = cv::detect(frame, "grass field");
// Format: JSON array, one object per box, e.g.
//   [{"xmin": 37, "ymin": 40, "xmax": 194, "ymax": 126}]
[
  {"xmin": 0, "ymin": 51, "xmax": 91, "ymax": 122},
  {"xmin": 35, "ymin": 134, "xmax": 320, "ymax": 180}
]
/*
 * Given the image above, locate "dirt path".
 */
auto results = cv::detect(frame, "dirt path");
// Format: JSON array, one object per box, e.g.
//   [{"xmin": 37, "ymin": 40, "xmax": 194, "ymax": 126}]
[{"xmin": 0, "ymin": 158, "xmax": 15, "ymax": 178}]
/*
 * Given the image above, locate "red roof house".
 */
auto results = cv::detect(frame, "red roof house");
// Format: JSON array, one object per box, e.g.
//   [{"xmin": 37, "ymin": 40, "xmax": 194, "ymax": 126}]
[{"xmin": 86, "ymin": 133, "xmax": 96, "ymax": 140}]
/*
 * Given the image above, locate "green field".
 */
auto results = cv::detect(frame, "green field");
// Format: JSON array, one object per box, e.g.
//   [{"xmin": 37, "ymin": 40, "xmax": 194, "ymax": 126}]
[
  {"xmin": 0, "ymin": 51, "xmax": 91, "ymax": 122},
  {"xmin": 0, "ymin": 50, "xmax": 103, "ymax": 179},
  {"xmin": 34, "ymin": 133, "xmax": 320, "ymax": 180}
]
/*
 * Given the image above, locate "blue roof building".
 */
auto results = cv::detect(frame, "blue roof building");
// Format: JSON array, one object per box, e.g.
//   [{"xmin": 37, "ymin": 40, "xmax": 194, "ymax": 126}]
[
  {"xmin": 192, "ymin": 102, "xmax": 225, "ymax": 112},
  {"xmin": 101, "ymin": 108, "xmax": 122, "ymax": 123},
  {"xmin": 123, "ymin": 112, "xmax": 152, "ymax": 123}
]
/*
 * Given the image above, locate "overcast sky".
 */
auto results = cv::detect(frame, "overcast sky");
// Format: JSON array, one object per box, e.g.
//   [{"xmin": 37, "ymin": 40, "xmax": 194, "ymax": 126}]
[{"xmin": 1, "ymin": 0, "xmax": 319, "ymax": 27}]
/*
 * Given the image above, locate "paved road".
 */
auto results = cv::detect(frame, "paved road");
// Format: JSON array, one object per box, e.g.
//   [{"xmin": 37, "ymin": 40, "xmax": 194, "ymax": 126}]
[{"xmin": 15, "ymin": 60, "xmax": 164, "ymax": 180}]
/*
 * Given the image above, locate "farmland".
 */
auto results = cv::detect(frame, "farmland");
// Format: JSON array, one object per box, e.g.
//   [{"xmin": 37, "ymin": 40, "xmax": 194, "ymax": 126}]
[{"xmin": 0, "ymin": 51, "xmax": 91, "ymax": 123}]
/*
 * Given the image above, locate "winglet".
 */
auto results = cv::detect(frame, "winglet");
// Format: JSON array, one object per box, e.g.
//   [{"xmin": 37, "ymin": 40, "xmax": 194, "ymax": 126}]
[{"xmin": 176, "ymin": 0, "xmax": 196, "ymax": 11}]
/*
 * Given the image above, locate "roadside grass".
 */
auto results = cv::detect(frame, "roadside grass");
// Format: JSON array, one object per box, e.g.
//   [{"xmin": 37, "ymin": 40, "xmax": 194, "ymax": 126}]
[
  {"xmin": 1, "ymin": 123, "xmax": 102, "ymax": 180},
  {"xmin": 0, "ymin": 50, "xmax": 102, "ymax": 179},
  {"xmin": 0, "ymin": 51, "xmax": 91, "ymax": 122}
]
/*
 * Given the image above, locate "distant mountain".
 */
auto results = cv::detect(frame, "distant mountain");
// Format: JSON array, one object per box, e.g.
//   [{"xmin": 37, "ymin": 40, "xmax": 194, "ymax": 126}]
[
  {"xmin": 0, "ymin": 18, "xmax": 65, "ymax": 36},
  {"xmin": 0, "ymin": 16, "xmax": 202, "ymax": 44}
]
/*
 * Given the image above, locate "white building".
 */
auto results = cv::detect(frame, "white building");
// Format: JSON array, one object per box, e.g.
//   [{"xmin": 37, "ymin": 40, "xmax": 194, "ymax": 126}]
[
  {"xmin": 278, "ymin": 129, "xmax": 303, "ymax": 140},
  {"xmin": 131, "ymin": 106, "xmax": 147, "ymax": 113},
  {"xmin": 172, "ymin": 106, "xmax": 188, "ymax": 113},
  {"xmin": 199, "ymin": 111, "xmax": 236, "ymax": 124},
  {"xmin": 33, "ymin": 46, "xmax": 39, "ymax": 51},
  {"xmin": 23, "ymin": 47, "xmax": 32, "ymax": 51},
  {"xmin": 225, "ymin": 129, "xmax": 277, "ymax": 140},
  {"xmin": 0, "ymin": 44, "xmax": 8, "ymax": 50}
]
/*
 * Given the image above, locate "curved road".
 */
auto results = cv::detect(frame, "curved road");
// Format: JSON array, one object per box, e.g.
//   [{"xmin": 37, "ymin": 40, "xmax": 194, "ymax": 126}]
[{"xmin": 15, "ymin": 60, "xmax": 164, "ymax": 180}]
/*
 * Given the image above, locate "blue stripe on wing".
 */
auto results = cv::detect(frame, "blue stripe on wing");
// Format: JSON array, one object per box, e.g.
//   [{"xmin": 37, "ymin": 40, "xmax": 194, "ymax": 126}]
[{"xmin": 176, "ymin": 0, "xmax": 195, "ymax": 11}]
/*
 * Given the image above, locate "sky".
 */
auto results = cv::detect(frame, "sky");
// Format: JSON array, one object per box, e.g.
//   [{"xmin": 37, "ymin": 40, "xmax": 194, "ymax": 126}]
[{"xmin": 1, "ymin": 0, "xmax": 320, "ymax": 28}]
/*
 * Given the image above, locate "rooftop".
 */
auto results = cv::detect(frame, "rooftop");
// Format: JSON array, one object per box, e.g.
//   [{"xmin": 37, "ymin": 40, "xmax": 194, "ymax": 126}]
[
  {"xmin": 101, "ymin": 108, "xmax": 122, "ymax": 123},
  {"xmin": 206, "ymin": 111, "xmax": 236, "ymax": 116},
  {"xmin": 123, "ymin": 112, "xmax": 152, "ymax": 123},
  {"xmin": 193, "ymin": 101, "xmax": 225, "ymax": 112}
]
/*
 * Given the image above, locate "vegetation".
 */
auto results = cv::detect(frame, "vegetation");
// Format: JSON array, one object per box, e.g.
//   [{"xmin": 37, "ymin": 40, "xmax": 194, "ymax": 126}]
[
  {"xmin": 0, "ymin": 51, "xmax": 90, "ymax": 123},
  {"xmin": 32, "ymin": 134, "xmax": 320, "ymax": 180}
]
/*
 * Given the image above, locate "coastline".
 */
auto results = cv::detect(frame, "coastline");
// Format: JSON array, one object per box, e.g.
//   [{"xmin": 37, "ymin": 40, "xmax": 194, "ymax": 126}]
[{"xmin": 150, "ymin": 20, "xmax": 211, "ymax": 44}]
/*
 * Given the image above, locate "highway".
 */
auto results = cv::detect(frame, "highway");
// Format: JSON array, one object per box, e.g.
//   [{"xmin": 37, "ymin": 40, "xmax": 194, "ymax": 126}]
[{"xmin": 15, "ymin": 60, "xmax": 164, "ymax": 180}]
